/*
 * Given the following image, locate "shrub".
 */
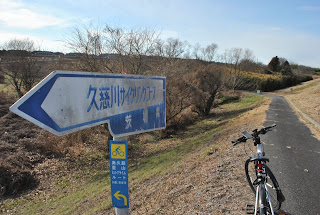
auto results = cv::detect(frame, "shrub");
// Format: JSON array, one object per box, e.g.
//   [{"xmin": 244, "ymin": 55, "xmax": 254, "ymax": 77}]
[
  {"xmin": 0, "ymin": 165, "xmax": 39, "ymax": 197},
  {"xmin": 239, "ymin": 72, "xmax": 313, "ymax": 92},
  {"xmin": 218, "ymin": 93, "xmax": 240, "ymax": 105},
  {"xmin": 0, "ymin": 73, "xmax": 5, "ymax": 84},
  {"xmin": 0, "ymin": 140, "xmax": 39, "ymax": 197},
  {"xmin": 281, "ymin": 69, "xmax": 293, "ymax": 76},
  {"xmin": 262, "ymin": 69, "xmax": 272, "ymax": 74},
  {"xmin": 0, "ymin": 91, "xmax": 15, "ymax": 117}
]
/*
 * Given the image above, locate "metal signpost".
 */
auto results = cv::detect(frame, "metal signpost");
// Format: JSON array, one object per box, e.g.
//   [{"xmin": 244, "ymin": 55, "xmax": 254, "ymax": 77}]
[{"xmin": 10, "ymin": 70, "xmax": 166, "ymax": 214}]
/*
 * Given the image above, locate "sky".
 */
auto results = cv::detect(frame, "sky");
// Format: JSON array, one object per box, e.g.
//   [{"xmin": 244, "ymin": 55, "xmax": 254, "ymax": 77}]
[{"xmin": 0, "ymin": 0, "xmax": 320, "ymax": 68}]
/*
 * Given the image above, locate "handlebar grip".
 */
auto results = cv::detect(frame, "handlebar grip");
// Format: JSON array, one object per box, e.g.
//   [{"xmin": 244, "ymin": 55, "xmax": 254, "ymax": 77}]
[
  {"xmin": 232, "ymin": 136, "xmax": 247, "ymax": 145},
  {"xmin": 233, "ymin": 142, "xmax": 239, "ymax": 146},
  {"xmin": 265, "ymin": 123, "xmax": 277, "ymax": 130}
]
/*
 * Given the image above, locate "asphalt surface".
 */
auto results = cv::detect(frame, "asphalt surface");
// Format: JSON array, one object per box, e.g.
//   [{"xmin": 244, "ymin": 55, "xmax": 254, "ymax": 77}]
[{"xmin": 261, "ymin": 93, "xmax": 320, "ymax": 215}]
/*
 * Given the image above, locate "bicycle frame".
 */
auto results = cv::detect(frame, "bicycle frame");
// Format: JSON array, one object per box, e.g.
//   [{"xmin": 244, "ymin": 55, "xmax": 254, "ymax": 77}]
[
  {"xmin": 253, "ymin": 141, "xmax": 274, "ymax": 215},
  {"xmin": 253, "ymin": 165, "xmax": 275, "ymax": 214},
  {"xmin": 233, "ymin": 124, "xmax": 284, "ymax": 215},
  {"xmin": 241, "ymin": 129, "xmax": 275, "ymax": 215},
  {"xmin": 257, "ymin": 143, "xmax": 263, "ymax": 155}
]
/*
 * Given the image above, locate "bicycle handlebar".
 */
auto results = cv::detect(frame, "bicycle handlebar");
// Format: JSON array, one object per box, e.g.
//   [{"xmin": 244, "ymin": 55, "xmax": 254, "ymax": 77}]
[
  {"xmin": 232, "ymin": 124, "xmax": 276, "ymax": 145},
  {"xmin": 232, "ymin": 136, "xmax": 247, "ymax": 145}
]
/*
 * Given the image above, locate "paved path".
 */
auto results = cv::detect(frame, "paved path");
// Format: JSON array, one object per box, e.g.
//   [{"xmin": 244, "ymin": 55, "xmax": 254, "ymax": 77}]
[{"xmin": 262, "ymin": 93, "xmax": 320, "ymax": 215}]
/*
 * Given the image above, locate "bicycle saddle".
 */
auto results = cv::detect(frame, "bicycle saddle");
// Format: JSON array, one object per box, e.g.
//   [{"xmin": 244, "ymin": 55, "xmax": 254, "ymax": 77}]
[{"xmin": 250, "ymin": 154, "xmax": 269, "ymax": 162}]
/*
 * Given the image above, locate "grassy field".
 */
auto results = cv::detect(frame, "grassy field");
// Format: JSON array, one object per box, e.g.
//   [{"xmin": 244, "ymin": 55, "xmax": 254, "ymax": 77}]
[
  {"xmin": 0, "ymin": 81, "xmax": 18, "ymax": 98},
  {"xmin": 0, "ymin": 83, "xmax": 11, "ymax": 94},
  {"xmin": 1, "ymin": 93, "xmax": 270, "ymax": 215}
]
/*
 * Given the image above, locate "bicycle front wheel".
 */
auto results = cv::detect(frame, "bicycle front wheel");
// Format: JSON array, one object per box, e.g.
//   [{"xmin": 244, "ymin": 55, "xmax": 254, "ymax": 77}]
[
  {"xmin": 119, "ymin": 151, "xmax": 125, "ymax": 157},
  {"xmin": 245, "ymin": 159, "xmax": 282, "ymax": 211}
]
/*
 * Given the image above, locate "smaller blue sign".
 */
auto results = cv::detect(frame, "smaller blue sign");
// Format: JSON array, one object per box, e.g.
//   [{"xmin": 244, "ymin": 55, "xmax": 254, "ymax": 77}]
[{"xmin": 110, "ymin": 140, "xmax": 129, "ymax": 208}]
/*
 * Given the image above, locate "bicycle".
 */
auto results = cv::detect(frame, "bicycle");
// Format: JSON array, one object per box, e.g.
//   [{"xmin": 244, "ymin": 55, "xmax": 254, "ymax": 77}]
[
  {"xmin": 112, "ymin": 146, "xmax": 125, "ymax": 157},
  {"xmin": 232, "ymin": 124, "xmax": 285, "ymax": 215}
]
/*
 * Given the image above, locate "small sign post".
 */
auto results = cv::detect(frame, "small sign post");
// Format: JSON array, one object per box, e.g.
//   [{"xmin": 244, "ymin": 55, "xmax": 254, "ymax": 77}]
[{"xmin": 110, "ymin": 140, "xmax": 129, "ymax": 213}]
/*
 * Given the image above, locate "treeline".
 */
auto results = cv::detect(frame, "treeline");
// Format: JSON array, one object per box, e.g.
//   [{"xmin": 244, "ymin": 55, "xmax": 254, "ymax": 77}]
[
  {"xmin": 0, "ymin": 23, "xmax": 317, "ymax": 128},
  {"xmin": 235, "ymin": 56, "xmax": 313, "ymax": 92}
]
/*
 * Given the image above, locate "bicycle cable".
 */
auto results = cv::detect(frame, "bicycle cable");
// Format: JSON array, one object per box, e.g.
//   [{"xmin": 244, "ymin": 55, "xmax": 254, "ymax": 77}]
[{"xmin": 243, "ymin": 138, "xmax": 254, "ymax": 157}]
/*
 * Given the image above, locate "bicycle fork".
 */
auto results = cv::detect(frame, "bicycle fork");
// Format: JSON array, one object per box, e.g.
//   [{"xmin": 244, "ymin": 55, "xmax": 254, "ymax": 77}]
[
  {"xmin": 254, "ymin": 182, "xmax": 275, "ymax": 215},
  {"xmin": 265, "ymin": 183, "xmax": 275, "ymax": 215},
  {"xmin": 254, "ymin": 184, "xmax": 259, "ymax": 215}
]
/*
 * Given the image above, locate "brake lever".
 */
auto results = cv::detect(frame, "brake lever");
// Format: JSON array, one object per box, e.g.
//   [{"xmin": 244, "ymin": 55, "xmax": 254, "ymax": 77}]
[{"xmin": 232, "ymin": 136, "xmax": 247, "ymax": 146}]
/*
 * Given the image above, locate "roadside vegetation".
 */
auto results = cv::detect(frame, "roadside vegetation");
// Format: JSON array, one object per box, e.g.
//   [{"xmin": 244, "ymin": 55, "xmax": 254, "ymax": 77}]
[
  {"xmin": 0, "ymin": 21, "xmax": 318, "ymax": 214},
  {"xmin": 1, "ymin": 92, "xmax": 270, "ymax": 214}
]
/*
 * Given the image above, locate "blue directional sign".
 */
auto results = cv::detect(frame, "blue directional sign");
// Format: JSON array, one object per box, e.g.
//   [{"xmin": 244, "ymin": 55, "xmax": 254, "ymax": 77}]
[
  {"xmin": 110, "ymin": 140, "xmax": 129, "ymax": 208},
  {"xmin": 9, "ymin": 70, "xmax": 166, "ymax": 137}
]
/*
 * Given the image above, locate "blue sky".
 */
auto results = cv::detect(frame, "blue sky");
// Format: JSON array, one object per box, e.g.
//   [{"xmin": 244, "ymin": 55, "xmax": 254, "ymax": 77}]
[{"xmin": 1, "ymin": 0, "xmax": 320, "ymax": 67}]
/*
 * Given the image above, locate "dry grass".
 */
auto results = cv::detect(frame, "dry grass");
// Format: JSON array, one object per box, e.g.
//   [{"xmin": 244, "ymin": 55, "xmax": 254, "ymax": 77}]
[
  {"xmin": 275, "ymin": 76, "xmax": 320, "ymax": 140},
  {"xmin": 105, "ymin": 96, "xmax": 272, "ymax": 215},
  {"xmin": 1, "ymin": 94, "xmax": 271, "ymax": 215}
]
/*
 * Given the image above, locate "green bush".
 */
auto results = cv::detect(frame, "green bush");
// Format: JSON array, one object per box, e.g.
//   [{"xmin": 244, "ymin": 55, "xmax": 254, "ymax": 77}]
[{"xmin": 238, "ymin": 73, "xmax": 313, "ymax": 92}]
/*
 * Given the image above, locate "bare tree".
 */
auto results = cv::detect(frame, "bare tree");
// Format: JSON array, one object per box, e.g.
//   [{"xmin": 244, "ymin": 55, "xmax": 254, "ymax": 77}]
[
  {"xmin": 148, "ymin": 38, "xmax": 195, "ymax": 125},
  {"xmin": 0, "ymin": 38, "xmax": 42, "ymax": 97},
  {"xmin": 65, "ymin": 22, "xmax": 162, "ymax": 75},
  {"xmin": 189, "ymin": 65, "xmax": 224, "ymax": 116},
  {"xmin": 192, "ymin": 43, "xmax": 202, "ymax": 60},
  {"xmin": 163, "ymin": 38, "xmax": 188, "ymax": 59},
  {"xmin": 64, "ymin": 22, "xmax": 114, "ymax": 73},
  {"xmin": 201, "ymin": 43, "xmax": 218, "ymax": 62},
  {"xmin": 166, "ymin": 77, "xmax": 193, "ymax": 124},
  {"xmin": 239, "ymin": 48, "xmax": 258, "ymax": 72},
  {"xmin": 151, "ymin": 37, "xmax": 189, "ymax": 76},
  {"xmin": 221, "ymin": 48, "xmax": 245, "ymax": 92},
  {"xmin": 182, "ymin": 43, "xmax": 192, "ymax": 59},
  {"xmin": 152, "ymin": 39, "xmax": 165, "ymax": 58},
  {"xmin": 104, "ymin": 25, "xmax": 160, "ymax": 75}
]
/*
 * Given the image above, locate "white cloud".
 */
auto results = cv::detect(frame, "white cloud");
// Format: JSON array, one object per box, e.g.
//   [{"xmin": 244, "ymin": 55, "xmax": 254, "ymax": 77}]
[
  {"xmin": 0, "ymin": 0, "xmax": 66, "ymax": 29},
  {"xmin": 0, "ymin": 31, "xmax": 66, "ymax": 52},
  {"xmin": 0, "ymin": 0, "xmax": 22, "ymax": 8},
  {"xmin": 159, "ymin": 30, "xmax": 180, "ymax": 40},
  {"xmin": 270, "ymin": 27, "xmax": 281, "ymax": 31},
  {"xmin": 300, "ymin": 6, "xmax": 320, "ymax": 11}
]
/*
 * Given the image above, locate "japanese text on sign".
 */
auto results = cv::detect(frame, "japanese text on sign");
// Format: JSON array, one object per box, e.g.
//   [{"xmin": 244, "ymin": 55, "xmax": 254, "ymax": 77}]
[
  {"xmin": 87, "ymin": 85, "xmax": 157, "ymax": 112},
  {"xmin": 111, "ymin": 160, "xmax": 128, "ymax": 185}
]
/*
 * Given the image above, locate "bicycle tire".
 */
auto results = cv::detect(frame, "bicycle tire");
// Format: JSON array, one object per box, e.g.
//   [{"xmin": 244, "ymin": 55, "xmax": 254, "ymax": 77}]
[
  {"xmin": 259, "ymin": 184, "xmax": 267, "ymax": 215},
  {"xmin": 245, "ymin": 159, "xmax": 282, "ymax": 211},
  {"xmin": 119, "ymin": 151, "xmax": 125, "ymax": 157}
]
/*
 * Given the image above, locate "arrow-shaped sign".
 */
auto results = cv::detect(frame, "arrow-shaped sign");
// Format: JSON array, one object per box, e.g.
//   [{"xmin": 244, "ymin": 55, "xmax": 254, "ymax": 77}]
[
  {"xmin": 10, "ymin": 70, "xmax": 166, "ymax": 137},
  {"xmin": 114, "ymin": 191, "xmax": 128, "ymax": 206}
]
